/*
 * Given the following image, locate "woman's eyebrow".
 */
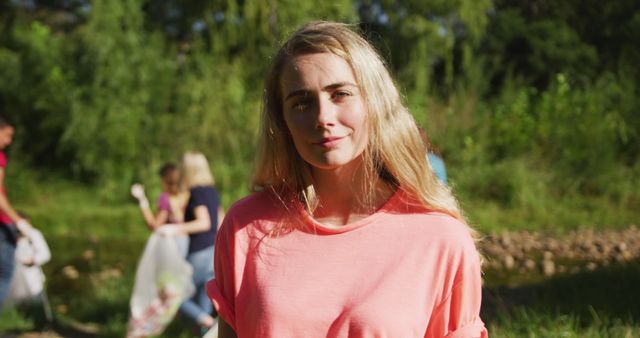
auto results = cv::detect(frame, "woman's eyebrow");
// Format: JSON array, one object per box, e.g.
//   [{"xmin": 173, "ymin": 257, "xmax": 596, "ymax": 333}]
[
  {"xmin": 284, "ymin": 89, "xmax": 309, "ymax": 102},
  {"xmin": 324, "ymin": 81, "xmax": 357, "ymax": 90},
  {"xmin": 285, "ymin": 82, "xmax": 358, "ymax": 102}
]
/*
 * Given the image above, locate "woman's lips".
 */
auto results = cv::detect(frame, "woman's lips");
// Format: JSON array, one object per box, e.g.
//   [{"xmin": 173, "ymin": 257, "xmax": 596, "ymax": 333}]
[{"xmin": 313, "ymin": 136, "xmax": 344, "ymax": 148}]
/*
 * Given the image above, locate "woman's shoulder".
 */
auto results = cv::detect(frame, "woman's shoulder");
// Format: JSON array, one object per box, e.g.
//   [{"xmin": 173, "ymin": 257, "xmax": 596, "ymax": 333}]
[
  {"xmin": 225, "ymin": 190, "xmax": 284, "ymax": 224},
  {"xmin": 421, "ymin": 212, "xmax": 480, "ymax": 260},
  {"xmin": 387, "ymin": 202, "xmax": 477, "ymax": 252},
  {"xmin": 391, "ymin": 191, "xmax": 471, "ymax": 235},
  {"xmin": 422, "ymin": 211, "xmax": 469, "ymax": 233},
  {"xmin": 158, "ymin": 191, "xmax": 170, "ymax": 202},
  {"xmin": 190, "ymin": 185, "xmax": 217, "ymax": 193},
  {"xmin": 189, "ymin": 185, "xmax": 219, "ymax": 199}
]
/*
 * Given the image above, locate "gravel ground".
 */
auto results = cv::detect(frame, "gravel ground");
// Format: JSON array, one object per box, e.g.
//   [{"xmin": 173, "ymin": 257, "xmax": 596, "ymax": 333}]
[{"xmin": 480, "ymin": 225, "xmax": 640, "ymax": 279}]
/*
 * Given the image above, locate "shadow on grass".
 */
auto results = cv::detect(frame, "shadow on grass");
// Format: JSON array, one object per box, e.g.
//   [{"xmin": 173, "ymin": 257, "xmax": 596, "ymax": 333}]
[
  {"xmin": 0, "ymin": 303, "xmax": 98, "ymax": 338},
  {"xmin": 482, "ymin": 260, "xmax": 640, "ymax": 326}
]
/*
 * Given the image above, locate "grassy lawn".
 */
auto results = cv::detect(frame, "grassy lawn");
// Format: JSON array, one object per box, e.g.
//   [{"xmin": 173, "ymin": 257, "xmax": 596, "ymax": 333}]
[{"xmin": 483, "ymin": 261, "xmax": 640, "ymax": 337}]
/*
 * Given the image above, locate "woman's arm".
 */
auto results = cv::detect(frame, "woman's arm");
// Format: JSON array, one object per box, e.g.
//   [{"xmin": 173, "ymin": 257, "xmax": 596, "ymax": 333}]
[
  {"xmin": 131, "ymin": 184, "xmax": 170, "ymax": 230},
  {"xmin": 217, "ymin": 206, "xmax": 225, "ymax": 229},
  {"xmin": 139, "ymin": 205, "xmax": 170, "ymax": 230},
  {"xmin": 173, "ymin": 205, "xmax": 211, "ymax": 234},
  {"xmin": 0, "ymin": 169, "xmax": 21, "ymax": 223},
  {"xmin": 218, "ymin": 318, "xmax": 237, "ymax": 338}
]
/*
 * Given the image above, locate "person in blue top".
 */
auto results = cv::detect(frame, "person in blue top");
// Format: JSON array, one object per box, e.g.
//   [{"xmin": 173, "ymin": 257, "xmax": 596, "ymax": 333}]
[
  {"xmin": 419, "ymin": 128, "xmax": 448, "ymax": 184},
  {"xmin": 158, "ymin": 151, "xmax": 225, "ymax": 333},
  {"xmin": 427, "ymin": 152, "xmax": 447, "ymax": 184}
]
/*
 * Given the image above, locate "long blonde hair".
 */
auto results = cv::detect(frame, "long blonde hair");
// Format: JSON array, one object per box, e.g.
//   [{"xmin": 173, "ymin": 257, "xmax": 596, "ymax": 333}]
[
  {"xmin": 252, "ymin": 21, "xmax": 466, "ymax": 224},
  {"xmin": 181, "ymin": 151, "xmax": 215, "ymax": 189}
]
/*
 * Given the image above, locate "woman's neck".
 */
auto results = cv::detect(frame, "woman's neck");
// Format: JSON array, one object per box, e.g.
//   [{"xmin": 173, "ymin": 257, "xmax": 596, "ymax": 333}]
[{"xmin": 309, "ymin": 163, "xmax": 393, "ymax": 227}]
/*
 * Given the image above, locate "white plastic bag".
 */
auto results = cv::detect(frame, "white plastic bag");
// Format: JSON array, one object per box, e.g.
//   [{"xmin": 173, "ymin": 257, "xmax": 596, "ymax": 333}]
[
  {"xmin": 7, "ymin": 227, "xmax": 51, "ymax": 306},
  {"xmin": 127, "ymin": 232, "xmax": 194, "ymax": 338}
]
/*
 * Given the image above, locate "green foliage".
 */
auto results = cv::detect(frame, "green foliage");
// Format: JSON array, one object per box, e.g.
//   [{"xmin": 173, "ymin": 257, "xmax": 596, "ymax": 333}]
[
  {"xmin": 62, "ymin": 0, "xmax": 174, "ymax": 190},
  {"xmin": 0, "ymin": 47, "xmax": 20, "ymax": 91},
  {"xmin": 488, "ymin": 86, "xmax": 537, "ymax": 158},
  {"xmin": 484, "ymin": 9, "xmax": 599, "ymax": 88},
  {"xmin": 0, "ymin": 20, "xmax": 73, "ymax": 165},
  {"xmin": 363, "ymin": 0, "xmax": 492, "ymax": 102},
  {"xmin": 0, "ymin": 0, "xmax": 638, "ymax": 227}
]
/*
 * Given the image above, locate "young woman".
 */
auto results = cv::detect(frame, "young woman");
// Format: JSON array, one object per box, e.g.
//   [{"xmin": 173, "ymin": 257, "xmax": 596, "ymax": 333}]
[
  {"xmin": 131, "ymin": 162, "xmax": 189, "ymax": 256},
  {"xmin": 207, "ymin": 21, "xmax": 487, "ymax": 338},
  {"xmin": 0, "ymin": 114, "xmax": 34, "ymax": 310},
  {"xmin": 159, "ymin": 151, "xmax": 224, "ymax": 333}
]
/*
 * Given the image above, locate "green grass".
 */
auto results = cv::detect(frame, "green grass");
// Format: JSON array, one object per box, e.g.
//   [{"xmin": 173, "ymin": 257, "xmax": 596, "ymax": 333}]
[
  {"xmin": 489, "ymin": 310, "xmax": 640, "ymax": 338},
  {"xmin": 0, "ymin": 307, "xmax": 34, "ymax": 332},
  {"xmin": 452, "ymin": 157, "xmax": 640, "ymax": 234},
  {"xmin": 483, "ymin": 262, "xmax": 640, "ymax": 338}
]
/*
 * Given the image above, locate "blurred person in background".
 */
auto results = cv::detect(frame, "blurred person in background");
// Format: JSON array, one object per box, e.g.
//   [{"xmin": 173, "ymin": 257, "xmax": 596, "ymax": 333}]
[
  {"xmin": 0, "ymin": 114, "xmax": 36, "ymax": 310},
  {"xmin": 419, "ymin": 128, "xmax": 448, "ymax": 185},
  {"xmin": 7, "ymin": 211, "xmax": 53, "ymax": 325},
  {"xmin": 131, "ymin": 162, "xmax": 190, "ymax": 256},
  {"xmin": 158, "ymin": 151, "xmax": 224, "ymax": 334}
]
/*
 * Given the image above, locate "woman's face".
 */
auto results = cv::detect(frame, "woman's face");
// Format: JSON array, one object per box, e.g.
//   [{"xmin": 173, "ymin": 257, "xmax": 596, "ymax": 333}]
[
  {"xmin": 0, "ymin": 126, "xmax": 14, "ymax": 150},
  {"xmin": 280, "ymin": 52, "xmax": 368, "ymax": 173},
  {"xmin": 162, "ymin": 171, "xmax": 180, "ymax": 194}
]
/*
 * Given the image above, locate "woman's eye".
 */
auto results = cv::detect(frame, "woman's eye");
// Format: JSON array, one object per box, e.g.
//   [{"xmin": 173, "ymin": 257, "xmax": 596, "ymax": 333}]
[
  {"xmin": 291, "ymin": 100, "xmax": 309, "ymax": 111},
  {"xmin": 333, "ymin": 91, "xmax": 352, "ymax": 99}
]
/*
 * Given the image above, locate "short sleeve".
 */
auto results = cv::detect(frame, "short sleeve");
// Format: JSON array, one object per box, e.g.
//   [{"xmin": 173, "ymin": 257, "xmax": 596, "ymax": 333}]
[
  {"xmin": 206, "ymin": 216, "xmax": 237, "ymax": 330},
  {"xmin": 0, "ymin": 151, "xmax": 6, "ymax": 168},
  {"xmin": 157, "ymin": 193, "xmax": 171, "ymax": 212},
  {"xmin": 425, "ymin": 244, "xmax": 488, "ymax": 338},
  {"xmin": 190, "ymin": 187, "xmax": 217, "ymax": 208}
]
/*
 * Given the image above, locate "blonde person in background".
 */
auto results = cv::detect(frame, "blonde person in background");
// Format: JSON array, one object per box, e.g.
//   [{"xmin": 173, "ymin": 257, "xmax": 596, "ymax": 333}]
[
  {"xmin": 206, "ymin": 21, "xmax": 487, "ymax": 338},
  {"xmin": 158, "ymin": 151, "xmax": 224, "ymax": 335},
  {"xmin": 131, "ymin": 162, "xmax": 190, "ymax": 256}
]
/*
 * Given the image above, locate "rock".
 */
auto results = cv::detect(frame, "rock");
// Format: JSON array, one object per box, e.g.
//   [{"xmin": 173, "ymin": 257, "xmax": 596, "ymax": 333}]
[
  {"xmin": 62, "ymin": 265, "xmax": 79, "ymax": 280},
  {"xmin": 82, "ymin": 249, "xmax": 95, "ymax": 261},
  {"xmin": 56, "ymin": 304, "xmax": 68, "ymax": 314},
  {"xmin": 524, "ymin": 259, "xmax": 536, "ymax": 270},
  {"xmin": 98, "ymin": 268, "xmax": 122, "ymax": 280},
  {"xmin": 543, "ymin": 251, "xmax": 554, "ymax": 260},
  {"xmin": 503, "ymin": 255, "xmax": 515, "ymax": 270},
  {"xmin": 478, "ymin": 227, "xmax": 640, "ymax": 275},
  {"xmin": 542, "ymin": 260, "xmax": 555, "ymax": 276}
]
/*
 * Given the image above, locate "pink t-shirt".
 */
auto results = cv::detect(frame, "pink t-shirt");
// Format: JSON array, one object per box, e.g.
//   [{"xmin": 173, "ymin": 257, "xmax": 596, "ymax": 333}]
[
  {"xmin": 0, "ymin": 150, "xmax": 12, "ymax": 225},
  {"xmin": 157, "ymin": 192, "xmax": 178, "ymax": 224},
  {"xmin": 207, "ymin": 189, "xmax": 487, "ymax": 338}
]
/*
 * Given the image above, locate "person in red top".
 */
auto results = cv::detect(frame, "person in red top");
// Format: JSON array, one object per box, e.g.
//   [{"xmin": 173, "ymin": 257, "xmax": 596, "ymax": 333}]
[
  {"xmin": 207, "ymin": 21, "xmax": 487, "ymax": 338},
  {"xmin": 0, "ymin": 114, "xmax": 34, "ymax": 310}
]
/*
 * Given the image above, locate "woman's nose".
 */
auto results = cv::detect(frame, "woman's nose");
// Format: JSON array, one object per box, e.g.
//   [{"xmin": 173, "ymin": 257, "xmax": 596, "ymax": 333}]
[{"xmin": 315, "ymin": 97, "xmax": 336, "ymax": 128}]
